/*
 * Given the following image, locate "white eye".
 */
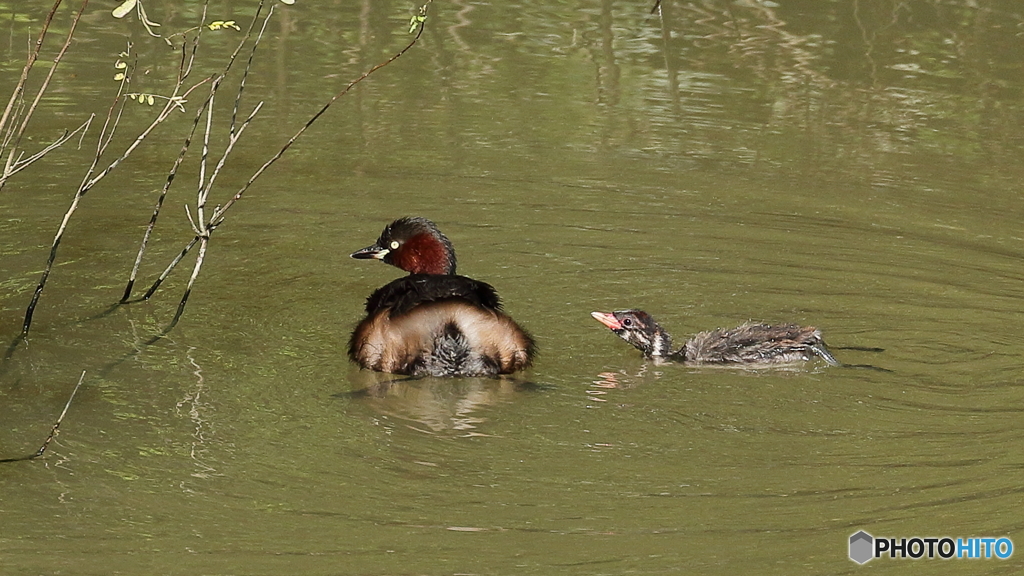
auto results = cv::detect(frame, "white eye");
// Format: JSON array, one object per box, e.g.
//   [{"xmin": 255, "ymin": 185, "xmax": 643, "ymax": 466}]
[{"xmin": 389, "ymin": 240, "xmax": 400, "ymax": 250}]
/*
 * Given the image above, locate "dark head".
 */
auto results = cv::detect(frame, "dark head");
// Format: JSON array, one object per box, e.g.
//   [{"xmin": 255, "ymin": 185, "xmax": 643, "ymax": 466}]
[
  {"xmin": 591, "ymin": 309, "xmax": 674, "ymax": 358},
  {"xmin": 351, "ymin": 217, "xmax": 457, "ymax": 275}
]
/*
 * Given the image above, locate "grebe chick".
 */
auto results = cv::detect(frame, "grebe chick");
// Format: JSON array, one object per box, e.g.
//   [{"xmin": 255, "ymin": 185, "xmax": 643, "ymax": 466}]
[{"xmin": 591, "ymin": 309, "xmax": 838, "ymax": 366}]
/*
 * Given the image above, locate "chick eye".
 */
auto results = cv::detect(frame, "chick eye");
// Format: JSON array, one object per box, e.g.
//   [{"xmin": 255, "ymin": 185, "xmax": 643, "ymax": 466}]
[
  {"xmin": 622, "ymin": 318, "xmax": 632, "ymax": 327},
  {"xmin": 389, "ymin": 240, "xmax": 400, "ymax": 250}
]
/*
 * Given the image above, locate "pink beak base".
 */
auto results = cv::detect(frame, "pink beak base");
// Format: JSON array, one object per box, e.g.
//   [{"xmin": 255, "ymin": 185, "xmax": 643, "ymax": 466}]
[{"xmin": 591, "ymin": 311, "xmax": 622, "ymax": 331}]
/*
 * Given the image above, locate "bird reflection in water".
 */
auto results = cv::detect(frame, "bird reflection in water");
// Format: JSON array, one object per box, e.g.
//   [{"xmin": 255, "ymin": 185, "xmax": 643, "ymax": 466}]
[
  {"xmin": 338, "ymin": 372, "xmax": 539, "ymax": 434},
  {"xmin": 587, "ymin": 365, "xmax": 663, "ymax": 403}
]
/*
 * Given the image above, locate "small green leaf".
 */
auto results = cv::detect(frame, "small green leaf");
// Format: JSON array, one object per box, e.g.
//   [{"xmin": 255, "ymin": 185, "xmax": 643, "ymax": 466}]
[
  {"xmin": 114, "ymin": 72, "xmax": 125, "ymax": 81},
  {"xmin": 147, "ymin": 94, "xmax": 155, "ymax": 105},
  {"xmin": 114, "ymin": 60, "xmax": 127, "ymax": 69},
  {"xmin": 208, "ymin": 20, "xmax": 240, "ymax": 31},
  {"xmin": 112, "ymin": 0, "xmax": 137, "ymax": 19},
  {"xmin": 280, "ymin": 0, "xmax": 295, "ymax": 5}
]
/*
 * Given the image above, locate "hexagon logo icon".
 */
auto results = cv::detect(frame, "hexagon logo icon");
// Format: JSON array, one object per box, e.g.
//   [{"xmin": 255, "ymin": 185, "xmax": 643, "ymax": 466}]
[{"xmin": 849, "ymin": 531, "xmax": 874, "ymax": 564}]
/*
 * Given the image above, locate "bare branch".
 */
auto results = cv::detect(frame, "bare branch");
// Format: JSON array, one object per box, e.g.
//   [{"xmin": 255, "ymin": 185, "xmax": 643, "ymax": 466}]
[
  {"xmin": 210, "ymin": 1, "xmax": 433, "ymax": 230},
  {"xmin": 202, "ymin": 100, "xmax": 264, "ymax": 213},
  {"xmin": 83, "ymin": 78, "xmax": 211, "ymax": 197},
  {"xmin": 0, "ymin": 371, "xmax": 85, "ymax": 464},
  {"xmin": 21, "ymin": 54, "xmax": 211, "ymax": 335},
  {"xmin": 121, "ymin": 28, "xmax": 212, "ymax": 303},
  {"xmin": 0, "ymin": 0, "xmax": 91, "ymax": 193},
  {"xmin": 228, "ymin": 1, "xmax": 270, "ymax": 136},
  {"xmin": 171, "ymin": 237, "xmax": 209, "ymax": 328},
  {"xmin": 139, "ymin": 2, "xmax": 435, "ymax": 320},
  {"xmin": 0, "ymin": 0, "xmax": 63, "ymax": 139},
  {"xmin": 196, "ymin": 82, "xmax": 217, "ymax": 229},
  {"xmin": 142, "ymin": 237, "xmax": 199, "ymax": 300},
  {"xmin": 2, "ymin": 115, "xmax": 93, "ymax": 180},
  {"xmin": 127, "ymin": 2, "xmax": 272, "ymax": 303},
  {"xmin": 4, "ymin": 1, "xmax": 90, "ymax": 168}
]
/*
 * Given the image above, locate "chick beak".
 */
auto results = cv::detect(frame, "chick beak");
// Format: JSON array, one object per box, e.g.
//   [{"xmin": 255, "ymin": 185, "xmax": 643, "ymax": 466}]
[{"xmin": 591, "ymin": 311, "xmax": 623, "ymax": 331}]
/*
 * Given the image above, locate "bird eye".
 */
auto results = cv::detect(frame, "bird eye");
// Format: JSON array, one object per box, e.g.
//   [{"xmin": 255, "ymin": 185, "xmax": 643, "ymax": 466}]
[
  {"xmin": 622, "ymin": 318, "xmax": 632, "ymax": 327},
  {"xmin": 389, "ymin": 240, "xmax": 400, "ymax": 250}
]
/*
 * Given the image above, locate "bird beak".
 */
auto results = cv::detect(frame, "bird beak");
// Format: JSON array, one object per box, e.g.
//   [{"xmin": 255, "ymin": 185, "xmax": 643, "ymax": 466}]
[
  {"xmin": 351, "ymin": 243, "xmax": 389, "ymax": 260},
  {"xmin": 591, "ymin": 311, "xmax": 622, "ymax": 330}
]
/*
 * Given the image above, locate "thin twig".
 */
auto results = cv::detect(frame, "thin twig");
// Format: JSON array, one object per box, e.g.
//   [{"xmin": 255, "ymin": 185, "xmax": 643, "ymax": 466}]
[
  {"xmin": 2, "ymin": 115, "xmax": 92, "ymax": 180},
  {"xmin": 22, "ymin": 52, "xmax": 141, "ymax": 334},
  {"xmin": 0, "ymin": 0, "xmax": 62, "ymax": 141},
  {"xmin": 121, "ymin": 101, "xmax": 210, "ymax": 301},
  {"xmin": 123, "ymin": 1, "xmax": 258, "ymax": 303},
  {"xmin": 142, "ymin": 236, "xmax": 200, "ymax": 300},
  {"xmin": 180, "ymin": 2, "xmax": 208, "ymax": 82},
  {"xmin": 0, "ymin": 371, "xmax": 85, "ymax": 464},
  {"xmin": 227, "ymin": 1, "xmax": 266, "ymax": 136},
  {"xmin": 97, "ymin": 52, "xmax": 135, "ymax": 159},
  {"xmin": 0, "ymin": 99, "xmax": 25, "ymax": 155},
  {"xmin": 84, "ymin": 79, "xmax": 210, "ymax": 197},
  {"xmin": 138, "ymin": 2, "xmax": 432, "ymax": 327},
  {"xmin": 201, "ymin": 100, "xmax": 264, "ymax": 216},
  {"xmin": 169, "ymin": 97, "xmax": 263, "ymax": 315},
  {"xmin": 2, "ymin": 0, "xmax": 90, "ymax": 182},
  {"xmin": 211, "ymin": 3, "xmax": 433, "ymax": 230},
  {"xmin": 166, "ymin": 67, "xmax": 265, "ymax": 317},
  {"xmin": 0, "ymin": 0, "xmax": 90, "ymax": 193},
  {"xmin": 197, "ymin": 82, "xmax": 216, "ymax": 229},
  {"xmin": 121, "ymin": 34, "xmax": 210, "ymax": 302},
  {"xmin": 20, "ymin": 62, "xmax": 210, "ymax": 335},
  {"xmin": 170, "ymin": 236, "xmax": 208, "ymax": 328}
]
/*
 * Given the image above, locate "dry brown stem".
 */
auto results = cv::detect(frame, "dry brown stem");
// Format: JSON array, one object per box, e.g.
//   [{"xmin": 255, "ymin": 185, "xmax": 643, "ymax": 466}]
[
  {"xmin": 21, "ymin": 37, "xmax": 210, "ymax": 336},
  {"xmin": 0, "ymin": 0, "xmax": 90, "ymax": 192},
  {"xmin": 0, "ymin": 370, "xmax": 85, "ymax": 464},
  {"xmin": 138, "ymin": 2, "xmax": 435, "ymax": 323}
]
